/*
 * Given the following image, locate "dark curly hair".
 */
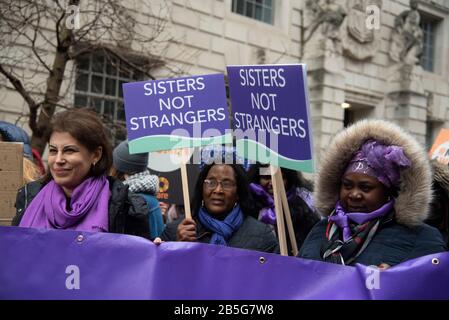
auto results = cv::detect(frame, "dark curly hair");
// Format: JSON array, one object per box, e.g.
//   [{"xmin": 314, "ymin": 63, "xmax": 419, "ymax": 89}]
[{"xmin": 191, "ymin": 163, "xmax": 257, "ymax": 218}]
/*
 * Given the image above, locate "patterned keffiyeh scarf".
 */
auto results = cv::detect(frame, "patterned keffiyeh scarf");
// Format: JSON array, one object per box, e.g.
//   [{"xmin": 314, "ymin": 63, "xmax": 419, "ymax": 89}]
[
  {"xmin": 123, "ymin": 170, "xmax": 159, "ymax": 195},
  {"xmin": 320, "ymin": 201, "xmax": 394, "ymax": 265}
]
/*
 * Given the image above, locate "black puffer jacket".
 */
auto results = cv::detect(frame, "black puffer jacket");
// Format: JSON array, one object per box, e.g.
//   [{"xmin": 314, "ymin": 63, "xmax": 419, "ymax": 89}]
[
  {"xmin": 161, "ymin": 215, "xmax": 280, "ymax": 254},
  {"xmin": 12, "ymin": 176, "xmax": 150, "ymax": 239}
]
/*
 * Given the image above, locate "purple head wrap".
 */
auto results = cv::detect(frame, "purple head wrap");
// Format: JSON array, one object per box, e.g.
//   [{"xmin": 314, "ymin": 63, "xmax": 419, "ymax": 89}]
[{"xmin": 344, "ymin": 140, "xmax": 411, "ymax": 188}]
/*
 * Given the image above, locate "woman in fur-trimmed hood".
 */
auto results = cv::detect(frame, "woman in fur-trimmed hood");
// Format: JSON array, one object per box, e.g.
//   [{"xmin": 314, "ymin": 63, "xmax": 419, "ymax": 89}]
[{"xmin": 299, "ymin": 120, "xmax": 445, "ymax": 267}]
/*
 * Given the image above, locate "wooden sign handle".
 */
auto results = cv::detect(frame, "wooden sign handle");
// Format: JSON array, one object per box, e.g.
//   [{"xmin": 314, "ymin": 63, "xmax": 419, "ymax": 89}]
[
  {"xmin": 270, "ymin": 165, "xmax": 288, "ymax": 256},
  {"xmin": 275, "ymin": 168, "xmax": 299, "ymax": 256},
  {"xmin": 180, "ymin": 155, "xmax": 192, "ymax": 220}
]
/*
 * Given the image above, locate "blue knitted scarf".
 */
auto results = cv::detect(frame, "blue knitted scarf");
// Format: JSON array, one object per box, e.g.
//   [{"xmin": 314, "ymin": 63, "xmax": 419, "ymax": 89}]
[{"xmin": 198, "ymin": 204, "xmax": 244, "ymax": 246}]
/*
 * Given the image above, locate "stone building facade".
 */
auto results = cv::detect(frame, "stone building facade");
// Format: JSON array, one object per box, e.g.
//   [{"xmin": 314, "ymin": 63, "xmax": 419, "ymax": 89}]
[{"xmin": 1, "ymin": 0, "xmax": 449, "ymax": 165}]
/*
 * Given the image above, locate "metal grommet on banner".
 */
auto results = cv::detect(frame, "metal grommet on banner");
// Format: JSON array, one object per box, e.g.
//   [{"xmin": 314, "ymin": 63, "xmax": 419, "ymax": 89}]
[
  {"xmin": 76, "ymin": 234, "xmax": 84, "ymax": 243},
  {"xmin": 432, "ymin": 258, "xmax": 439, "ymax": 265},
  {"xmin": 259, "ymin": 256, "xmax": 266, "ymax": 264}
]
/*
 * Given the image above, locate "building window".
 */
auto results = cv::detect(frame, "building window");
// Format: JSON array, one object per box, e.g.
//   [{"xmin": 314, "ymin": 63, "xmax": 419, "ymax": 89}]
[
  {"xmin": 420, "ymin": 15, "xmax": 439, "ymax": 72},
  {"xmin": 75, "ymin": 53, "xmax": 142, "ymax": 145},
  {"xmin": 232, "ymin": 0, "xmax": 273, "ymax": 24},
  {"xmin": 343, "ymin": 104, "xmax": 374, "ymax": 128}
]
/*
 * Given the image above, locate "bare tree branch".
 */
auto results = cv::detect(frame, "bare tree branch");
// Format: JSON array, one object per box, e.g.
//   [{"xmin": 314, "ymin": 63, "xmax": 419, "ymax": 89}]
[
  {"xmin": 0, "ymin": 0, "xmax": 184, "ymax": 152},
  {"xmin": 0, "ymin": 63, "xmax": 41, "ymax": 131},
  {"xmin": 0, "ymin": 64, "xmax": 38, "ymax": 110}
]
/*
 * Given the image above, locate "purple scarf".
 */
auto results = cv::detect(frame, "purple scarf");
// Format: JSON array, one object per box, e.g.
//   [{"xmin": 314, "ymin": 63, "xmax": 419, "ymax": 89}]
[
  {"xmin": 330, "ymin": 200, "xmax": 394, "ymax": 242},
  {"xmin": 19, "ymin": 176, "xmax": 110, "ymax": 232},
  {"xmin": 249, "ymin": 183, "xmax": 295, "ymax": 225}
]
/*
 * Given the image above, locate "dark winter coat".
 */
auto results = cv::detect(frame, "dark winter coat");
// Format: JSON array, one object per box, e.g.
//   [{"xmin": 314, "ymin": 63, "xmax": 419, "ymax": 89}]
[
  {"xmin": 299, "ymin": 217, "xmax": 445, "ymax": 266},
  {"xmin": 12, "ymin": 176, "xmax": 150, "ymax": 239},
  {"xmin": 252, "ymin": 190, "xmax": 320, "ymax": 251},
  {"xmin": 299, "ymin": 120, "xmax": 446, "ymax": 266},
  {"xmin": 160, "ymin": 215, "xmax": 280, "ymax": 254}
]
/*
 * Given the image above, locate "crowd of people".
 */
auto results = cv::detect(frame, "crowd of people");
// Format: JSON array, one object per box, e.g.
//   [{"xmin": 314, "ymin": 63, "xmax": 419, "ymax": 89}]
[{"xmin": 2, "ymin": 108, "xmax": 448, "ymax": 270}]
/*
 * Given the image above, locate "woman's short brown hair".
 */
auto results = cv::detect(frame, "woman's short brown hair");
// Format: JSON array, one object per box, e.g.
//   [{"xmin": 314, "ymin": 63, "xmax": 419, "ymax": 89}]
[{"xmin": 49, "ymin": 108, "xmax": 113, "ymax": 177}]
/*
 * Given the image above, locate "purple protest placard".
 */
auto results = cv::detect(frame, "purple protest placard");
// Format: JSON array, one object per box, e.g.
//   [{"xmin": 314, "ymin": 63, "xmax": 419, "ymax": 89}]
[
  {"xmin": 1, "ymin": 226, "xmax": 448, "ymax": 300},
  {"xmin": 122, "ymin": 74, "xmax": 232, "ymax": 153},
  {"xmin": 227, "ymin": 65, "xmax": 314, "ymax": 172}
]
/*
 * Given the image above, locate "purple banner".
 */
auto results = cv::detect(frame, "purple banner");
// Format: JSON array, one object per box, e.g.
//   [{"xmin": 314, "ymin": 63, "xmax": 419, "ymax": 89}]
[
  {"xmin": 0, "ymin": 226, "xmax": 448, "ymax": 299},
  {"xmin": 122, "ymin": 74, "xmax": 231, "ymax": 153},
  {"xmin": 227, "ymin": 65, "xmax": 314, "ymax": 172}
]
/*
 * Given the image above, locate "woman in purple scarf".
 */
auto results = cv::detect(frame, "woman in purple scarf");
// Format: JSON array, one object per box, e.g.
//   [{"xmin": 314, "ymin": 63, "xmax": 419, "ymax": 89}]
[
  {"xmin": 12, "ymin": 109, "xmax": 150, "ymax": 238},
  {"xmin": 299, "ymin": 120, "xmax": 445, "ymax": 267}
]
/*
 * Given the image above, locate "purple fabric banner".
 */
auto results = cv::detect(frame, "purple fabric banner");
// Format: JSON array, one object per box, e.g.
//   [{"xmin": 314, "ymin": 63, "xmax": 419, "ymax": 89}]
[{"xmin": 0, "ymin": 226, "xmax": 448, "ymax": 300}]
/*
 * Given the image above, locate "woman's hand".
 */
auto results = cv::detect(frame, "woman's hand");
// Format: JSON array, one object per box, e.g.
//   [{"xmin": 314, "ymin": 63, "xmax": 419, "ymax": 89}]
[
  {"xmin": 153, "ymin": 237, "xmax": 163, "ymax": 246},
  {"xmin": 176, "ymin": 218, "xmax": 197, "ymax": 242},
  {"xmin": 378, "ymin": 263, "xmax": 390, "ymax": 270}
]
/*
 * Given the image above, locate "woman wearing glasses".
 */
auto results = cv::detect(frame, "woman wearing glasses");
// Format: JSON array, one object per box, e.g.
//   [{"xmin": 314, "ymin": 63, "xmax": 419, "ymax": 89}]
[{"xmin": 159, "ymin": 163, "xmax": 279, "ymax": 253}]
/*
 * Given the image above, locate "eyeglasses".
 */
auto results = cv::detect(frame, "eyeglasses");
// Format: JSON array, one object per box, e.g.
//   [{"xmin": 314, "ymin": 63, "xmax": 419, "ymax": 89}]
[{"xmin": 203, "ymin": 179, "xmax": 236, "ymax": 191}]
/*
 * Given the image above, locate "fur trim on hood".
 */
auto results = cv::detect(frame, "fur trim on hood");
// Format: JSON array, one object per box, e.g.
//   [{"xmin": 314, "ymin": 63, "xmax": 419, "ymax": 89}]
[
  {"xmin": 314, "ymin": 120, "xmax": 432, "ymax": 227},
  {"xmin": 432, "ymin": 160, "xmax": 449, "ymax": 196}
]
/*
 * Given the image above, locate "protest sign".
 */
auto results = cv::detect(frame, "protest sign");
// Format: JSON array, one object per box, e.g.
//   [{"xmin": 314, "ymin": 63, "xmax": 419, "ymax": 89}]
[
  {"xmin": 227, "ymin": 64, "xmax": 313, "ymax": 254},
  {"xmin": 429, "ymin": 129, "xmax": 449, "ymax": 164},
  {"xmin": 227, "ymin": 64, "xmax": 314, "ymax": 173},
  {"xmin": 123, "ymin": 74, "xmax": 232, "ymax": 218},
  {"xmin": 122, "ymin": 74, "xmax": 232, "ymax": 154},
  {"xmin": 0, "ymin": 143, "xmax": 23, "ymax": 226},
  {"xmin": 147, "ymin": 149, "xmax": 200, "ymax": 205},
  {"xmin": 1, "ymin": 226, "xmax": 448, "ymax": 300}
]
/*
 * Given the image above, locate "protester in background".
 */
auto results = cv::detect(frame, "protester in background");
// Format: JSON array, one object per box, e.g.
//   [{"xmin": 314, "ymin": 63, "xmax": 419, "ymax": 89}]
[
  {"xmin": 0, "ymin": 120, "xmax": 33, "ymax": 158},
  {"xmin": 159, "ymin": 201, "xmax": 170, "ymax": 223},
  {"xmin": 111, "ymin": 140, "xmax": 164, "ymax": 240},
  {"xmin": 160, "ymin": 154, "xmax": 279, "ymax": 253},
  {"xmin": 0, "ymin": 120, "xmax": 46, "ymax": 174},
  {"xmin": 12, "ymin": 108, "xmax": 150, "ymax": 238},
  {"xmin": 299, "ymin": 120, "xmax": 445, "ymax": 267},
  {"xmin": 160, "ymin": 202, "xmax": 185, "ymax": 224},
  {"xmin": 247, "ymin": 163, "xmax": 320, "ymax": 251},
  {"xmin": 425, "ymin": 160, "xmax": 449, "ymax": 248}
]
